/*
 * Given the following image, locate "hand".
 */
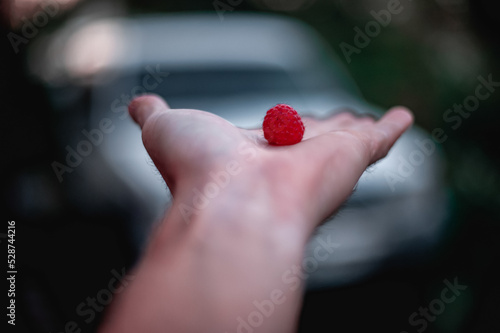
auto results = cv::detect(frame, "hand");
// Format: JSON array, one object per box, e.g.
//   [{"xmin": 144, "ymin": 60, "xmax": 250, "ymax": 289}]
[
  {"xmin": 99, "ymin": 94, "xmax": 413, "ymax": 333},
  {"xmin": 129, "ymin": 94, "xmax": 413, "ymax": 229}
]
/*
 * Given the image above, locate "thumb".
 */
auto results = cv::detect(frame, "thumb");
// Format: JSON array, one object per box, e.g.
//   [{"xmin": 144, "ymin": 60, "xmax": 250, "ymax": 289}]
[
  {"xmin": 128, "ymin": 94, "xmax": 170, "ymax": 128},
  {"xmin": 128, "ymin": 94, "xmax": 178, "ymax": 192}
]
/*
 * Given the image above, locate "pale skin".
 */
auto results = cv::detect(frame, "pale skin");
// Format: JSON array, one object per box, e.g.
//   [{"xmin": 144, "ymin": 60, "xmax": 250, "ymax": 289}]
[{"xmin": 98, "ymin": 94, "xmax": 414, "ymax": 333}]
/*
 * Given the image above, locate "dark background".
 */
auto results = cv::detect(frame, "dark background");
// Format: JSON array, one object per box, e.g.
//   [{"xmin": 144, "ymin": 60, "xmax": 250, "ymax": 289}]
[{"xmin": 2, "ymin": 0, "xmax": 500, "ymax": 332}]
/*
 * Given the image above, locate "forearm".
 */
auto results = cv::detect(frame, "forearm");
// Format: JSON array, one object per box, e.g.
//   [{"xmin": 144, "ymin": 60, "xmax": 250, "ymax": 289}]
[{"xmin": 100, "ymin": 175, "xmax": 309, "ymax": 333}]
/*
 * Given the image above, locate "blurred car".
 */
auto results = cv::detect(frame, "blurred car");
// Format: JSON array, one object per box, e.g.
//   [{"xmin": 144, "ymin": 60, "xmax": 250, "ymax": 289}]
[{"xmin": 30, "ymin": 13, "xmax": 450, "ymax": 289}]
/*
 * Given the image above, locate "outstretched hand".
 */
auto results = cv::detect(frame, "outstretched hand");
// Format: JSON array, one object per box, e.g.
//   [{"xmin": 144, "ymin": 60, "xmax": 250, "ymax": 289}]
[
  {"xmin": 129, "ymin": 94, "xmax": 413, "ymax": 230},
  {"xmin": 100, "ymin": 94, "xmax": 413, "ymax": 333}
]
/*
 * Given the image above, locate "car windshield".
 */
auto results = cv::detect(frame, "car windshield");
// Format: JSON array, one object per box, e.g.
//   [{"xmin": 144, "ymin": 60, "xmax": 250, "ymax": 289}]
[{"xmin": 143, "ymin": 67, "xmax": 302, "ymax": 98}]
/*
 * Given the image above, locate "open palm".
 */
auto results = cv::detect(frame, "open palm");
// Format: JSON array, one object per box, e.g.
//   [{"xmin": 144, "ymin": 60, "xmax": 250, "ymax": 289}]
[{"xmin": 129, "ymin": 94, "xmax": 413, "ymax": 230}]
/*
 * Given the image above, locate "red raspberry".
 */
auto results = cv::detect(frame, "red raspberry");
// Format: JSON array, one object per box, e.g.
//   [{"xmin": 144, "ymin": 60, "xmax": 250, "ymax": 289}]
[{"xmin": 263, "ymin": 104, "xmax": 305, "ymax": 145}]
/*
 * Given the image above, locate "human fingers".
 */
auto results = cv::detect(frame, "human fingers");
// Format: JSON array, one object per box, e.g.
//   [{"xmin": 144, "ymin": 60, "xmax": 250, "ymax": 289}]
[
  {"xmin": 128, "ymin": 94, "xmax": 170, "ymax": 128},
  {"xmin": 367, "ymin": 106, "xmax": 414, "ymax": 163},
  {"xmin": 286, "ymin": 106, "xmax": 412, "ymax": 222}
]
